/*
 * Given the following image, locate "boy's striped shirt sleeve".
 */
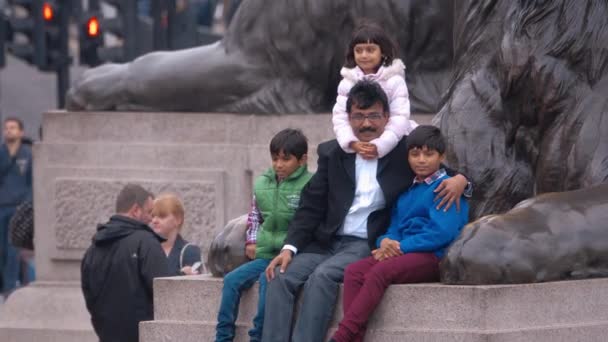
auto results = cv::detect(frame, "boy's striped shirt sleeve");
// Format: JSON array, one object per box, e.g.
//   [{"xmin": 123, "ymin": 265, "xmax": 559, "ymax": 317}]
[{"xmin": 246, "ymin": 195, "xmax": 263, "ymax": 244}]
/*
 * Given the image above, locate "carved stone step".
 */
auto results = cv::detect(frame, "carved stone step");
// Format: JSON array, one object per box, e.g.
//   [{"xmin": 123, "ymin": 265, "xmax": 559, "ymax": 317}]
[{"xmin": 145, "ymin": 275, "xmax": 608, "ymax": 341}]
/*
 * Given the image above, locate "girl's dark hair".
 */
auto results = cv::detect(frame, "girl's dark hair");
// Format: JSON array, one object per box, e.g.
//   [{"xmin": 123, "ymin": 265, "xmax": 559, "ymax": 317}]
[
  {"xmin": 344, "ymin": 20, "xmax": 399, "ymax": 69},
  {"xmin": 407, "ymin": 125, "xmax": 447, "ymax": 154},
  {"xmin": 270, "ymin": 128, "xmax": 308, "ymax": 160}
]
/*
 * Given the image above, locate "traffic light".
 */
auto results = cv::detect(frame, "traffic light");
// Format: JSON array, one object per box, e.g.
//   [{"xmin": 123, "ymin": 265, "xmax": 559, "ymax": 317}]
[
  {"xmin": 42, "ymin": 2, "xmax": 53, "ymax": 21},
  {"xmin": 39, "ymin": 0, "xmax": 71, "ymax": 71},
  {"xmin": 5, "ymin": 0, "xmax": 70, "ymax": 71},
  {"xmin": 6, "ymin": 0, "xmax": 45, "ymax": 66},
  {"xmin": 80, "ymin": 0, "xmax": 153, "ymax": 65},
  {"xmin": 79, "ymin": 12, "xmax": 102, "ymax": 66}
]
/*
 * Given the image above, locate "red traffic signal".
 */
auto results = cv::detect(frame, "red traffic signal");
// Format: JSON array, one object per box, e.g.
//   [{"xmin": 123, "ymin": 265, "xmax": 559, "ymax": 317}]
[
  {"xmin": 87, "ymin": 16, "xmax": 100, "ymax": 37},
  {"xmin": 42, "ymin": 2, "xmax": 54, "ymax": 22}
]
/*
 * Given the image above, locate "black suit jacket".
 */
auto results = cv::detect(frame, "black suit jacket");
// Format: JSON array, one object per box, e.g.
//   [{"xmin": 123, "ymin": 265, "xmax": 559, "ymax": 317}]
[{"xmin": 284, "ymin": 138, "xmax": 415, "ymax": 253}]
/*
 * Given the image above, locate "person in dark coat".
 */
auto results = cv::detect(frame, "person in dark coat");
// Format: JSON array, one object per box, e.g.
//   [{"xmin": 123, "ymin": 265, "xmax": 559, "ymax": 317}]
[
  {"xmin": 81, "ymin": 184, "xmax": 170, "ymax": 342},
  {"xmin": 0, "ymin": 117, "xmax": 32, "ymax": 297}
]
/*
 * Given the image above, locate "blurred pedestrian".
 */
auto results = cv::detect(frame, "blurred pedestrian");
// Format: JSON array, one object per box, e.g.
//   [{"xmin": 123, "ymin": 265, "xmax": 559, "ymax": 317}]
[{"xmin": 0, "ymin": 117, "xmax": 32, "ymax": 298}]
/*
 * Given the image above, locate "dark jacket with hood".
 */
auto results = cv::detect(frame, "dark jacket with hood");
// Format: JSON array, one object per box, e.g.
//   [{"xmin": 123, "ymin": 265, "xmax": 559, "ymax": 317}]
[{"xmin": 81, "ymin": 215, "xmax": 169, "ymax": 342}]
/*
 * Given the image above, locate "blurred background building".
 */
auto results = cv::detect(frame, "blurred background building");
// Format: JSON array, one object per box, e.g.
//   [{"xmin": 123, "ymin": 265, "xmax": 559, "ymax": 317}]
[{"xmin": 0, "ymin": 0, "xmax": 241, "ymax": 140}]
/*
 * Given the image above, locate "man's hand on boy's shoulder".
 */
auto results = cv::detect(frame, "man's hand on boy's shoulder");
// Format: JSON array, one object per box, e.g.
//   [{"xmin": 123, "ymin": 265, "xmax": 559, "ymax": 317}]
[
  {"xmin": 245, "ymin": 244, "xmax": 256, "ymax": 260},
  {"xmin": 434, "ymin": 174, "xmax": 468, "ymax": 212},
  {"xmin": 266, "ymin": 249, "xmax": 293, "ymax": 281}
]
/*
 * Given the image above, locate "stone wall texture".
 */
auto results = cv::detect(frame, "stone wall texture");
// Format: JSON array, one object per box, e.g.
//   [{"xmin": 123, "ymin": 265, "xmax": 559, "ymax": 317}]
[
  {"xmin": 53, "ymin": 179, "xmax": 219, "ymax": 257},
  {"xmin": 1, "ymin": 111, "xmax": 432, "ymax": 342},
  {"xmin": 35, "ymin": 111, "xmax": 344, "ymax": 280}
]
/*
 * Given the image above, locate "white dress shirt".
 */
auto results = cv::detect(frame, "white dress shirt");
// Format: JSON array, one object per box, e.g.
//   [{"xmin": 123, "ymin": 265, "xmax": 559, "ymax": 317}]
[
  {"xmin": 338, "ymin": 155, "xmax": 385, "ymax": 238},
  {"xmin": 283, "ymin": 155, "xmax": 385, "ymax": 255}
]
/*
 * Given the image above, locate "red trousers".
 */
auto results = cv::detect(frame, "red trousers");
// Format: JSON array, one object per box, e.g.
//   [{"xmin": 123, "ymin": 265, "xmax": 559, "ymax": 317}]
[{"xmin": 332, "ymin": 253, "xmax": 439, "ymax": 342}]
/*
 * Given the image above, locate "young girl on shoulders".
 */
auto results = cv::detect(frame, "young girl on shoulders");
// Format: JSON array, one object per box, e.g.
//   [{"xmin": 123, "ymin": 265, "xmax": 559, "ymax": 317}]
[{"xmin": 333, "ymin": 21, "xmax": 417, "ymax": 159}]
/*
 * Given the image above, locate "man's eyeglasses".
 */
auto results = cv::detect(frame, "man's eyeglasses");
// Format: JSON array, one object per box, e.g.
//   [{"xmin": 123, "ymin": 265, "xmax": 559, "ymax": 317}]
[{"xmin": 349, "ymin": 112, "xmax": 385, "ymax": 123}]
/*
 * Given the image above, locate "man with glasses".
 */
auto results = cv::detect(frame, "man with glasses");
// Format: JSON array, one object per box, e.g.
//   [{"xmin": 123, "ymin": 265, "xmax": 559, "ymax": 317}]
[{"xmin": 262, "ymin": 80, "xmax": 472, "ymax": 342}]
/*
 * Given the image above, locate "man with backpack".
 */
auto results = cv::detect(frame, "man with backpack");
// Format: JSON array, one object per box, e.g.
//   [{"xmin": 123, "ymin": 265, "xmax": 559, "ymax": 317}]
[{"xmin": 0, "ymin": 117, "xmax": 32, "ymax": 297}]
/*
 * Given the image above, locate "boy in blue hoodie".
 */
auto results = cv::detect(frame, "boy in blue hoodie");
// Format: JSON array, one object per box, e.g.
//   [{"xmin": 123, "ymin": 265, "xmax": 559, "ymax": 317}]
[{"xmin": 330, "ymin": 125, "xmax": 470, "ymax": 342}]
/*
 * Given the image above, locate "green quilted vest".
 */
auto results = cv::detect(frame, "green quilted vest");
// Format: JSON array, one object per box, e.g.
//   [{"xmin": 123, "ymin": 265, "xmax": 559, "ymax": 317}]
[{"xmin": 254, "ymin": 165, "xmax": 313, "ymax": 260}]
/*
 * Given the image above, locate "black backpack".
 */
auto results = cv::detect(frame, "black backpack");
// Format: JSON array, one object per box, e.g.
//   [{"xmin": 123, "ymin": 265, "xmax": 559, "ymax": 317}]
[{"xmin": 9, "ymin": 201, "xmax": 34, "ymax": 250}]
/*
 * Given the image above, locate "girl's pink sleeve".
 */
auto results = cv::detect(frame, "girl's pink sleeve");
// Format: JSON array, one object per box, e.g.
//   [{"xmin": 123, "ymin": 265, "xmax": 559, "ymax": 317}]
[
  {"xmin": 332, "ymin": 78, "xmax": 358, "ymax": 152},
  {"xmin": 371, "ymin": 76, "xmax": 417, "ymax": 157}
]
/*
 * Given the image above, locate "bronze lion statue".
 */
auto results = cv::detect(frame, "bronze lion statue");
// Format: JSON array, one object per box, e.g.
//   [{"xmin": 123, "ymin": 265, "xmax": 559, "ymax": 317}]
[{"xmin": 69, "ymin": 0, "xmax": 608, "ymax": 284}]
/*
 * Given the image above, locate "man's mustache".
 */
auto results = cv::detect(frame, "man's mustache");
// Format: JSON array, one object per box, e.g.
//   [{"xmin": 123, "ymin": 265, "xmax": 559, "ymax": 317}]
[{"xmin": 358, "ymin": 127, "xmax": 376, "ymax": 133}]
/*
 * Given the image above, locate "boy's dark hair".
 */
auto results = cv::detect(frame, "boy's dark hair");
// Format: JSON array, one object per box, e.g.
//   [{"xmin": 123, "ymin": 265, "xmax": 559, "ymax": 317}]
[
  {"xmin": 346, "ymin": 80, "xmax": 390, "ymax": 115},
  {"xmin": 407, "ymin": 125, "xmax": 447, "ymax": 154},
  {"xmin": 269, "ymin": 128, "xmax": 308, "ymax": 159},
  {"xmin": 116, "ymin": 184, "xmax": 154, "ymax": 213},
  {"xmin": 344, "ymin": 20, "xmax": 399, "ymax": 68},
  {"xmin": 3, "ymin": 117, "xmax": 24, "ymax": 131}
]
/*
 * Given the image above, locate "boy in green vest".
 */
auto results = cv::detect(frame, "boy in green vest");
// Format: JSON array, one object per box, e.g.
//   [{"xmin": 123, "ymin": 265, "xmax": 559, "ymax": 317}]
[{"xmin": 215, "ymin": 128, "xmax": 313, "ymax": 342}]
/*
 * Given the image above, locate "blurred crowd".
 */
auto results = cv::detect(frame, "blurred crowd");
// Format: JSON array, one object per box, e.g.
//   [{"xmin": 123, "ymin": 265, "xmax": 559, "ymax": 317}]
[{"xmin": 138, "ymin": 0, "xmax": 243, "ymax": 28}]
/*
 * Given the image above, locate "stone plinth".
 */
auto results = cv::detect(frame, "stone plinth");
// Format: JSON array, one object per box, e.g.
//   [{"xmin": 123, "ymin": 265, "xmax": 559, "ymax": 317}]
[
  {"xmin": 35, "ymin": 111, "xmax": 338, "ymax": 266},
  {"xmin": 140, "ymin": 275, "xmax": 608, "ymax": 342},
  {"xmin": 0, "ymin": 111, "xmax": 347, "ymax": 341},
  {"xmin": 0, "ymin": 282, "xmax": 96, "ymax": 342}
]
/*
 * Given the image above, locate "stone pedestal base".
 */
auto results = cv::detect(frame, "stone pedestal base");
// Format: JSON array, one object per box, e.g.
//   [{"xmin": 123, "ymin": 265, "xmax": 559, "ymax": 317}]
[
  {"xmin": 0, "ymin": 111, "xmax": 435, "ymax": 342},
  {"xmin": 0, "ymin": 282, "xmax": 96, "ymax": 342},
  {"xmin": 140, "ymin": 275, "xmax": 608, "ymax": 342}
]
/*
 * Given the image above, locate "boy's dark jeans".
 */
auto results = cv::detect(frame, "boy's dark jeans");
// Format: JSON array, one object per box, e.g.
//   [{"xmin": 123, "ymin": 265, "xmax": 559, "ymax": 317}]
[{"xmin": 215, "ymin": 258, "xmax": 270, "ymax": 342}]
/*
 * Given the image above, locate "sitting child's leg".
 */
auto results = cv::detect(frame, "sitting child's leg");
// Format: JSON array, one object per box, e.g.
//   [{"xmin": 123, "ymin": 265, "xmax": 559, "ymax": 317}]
[
  {"xmin": 333, "ymin": 253, "xmax": 440, "ymax": 342},
  {"xmin": 342, "ymin": 256, "xmax": 377, "ymax": 315},
  {"xmin": 215, "ymin": 259, "xmax": 270, "ymax": 342},
  {"xmin": 247, "ymin": 260, "xmax": 270, "ymax": 342}
]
